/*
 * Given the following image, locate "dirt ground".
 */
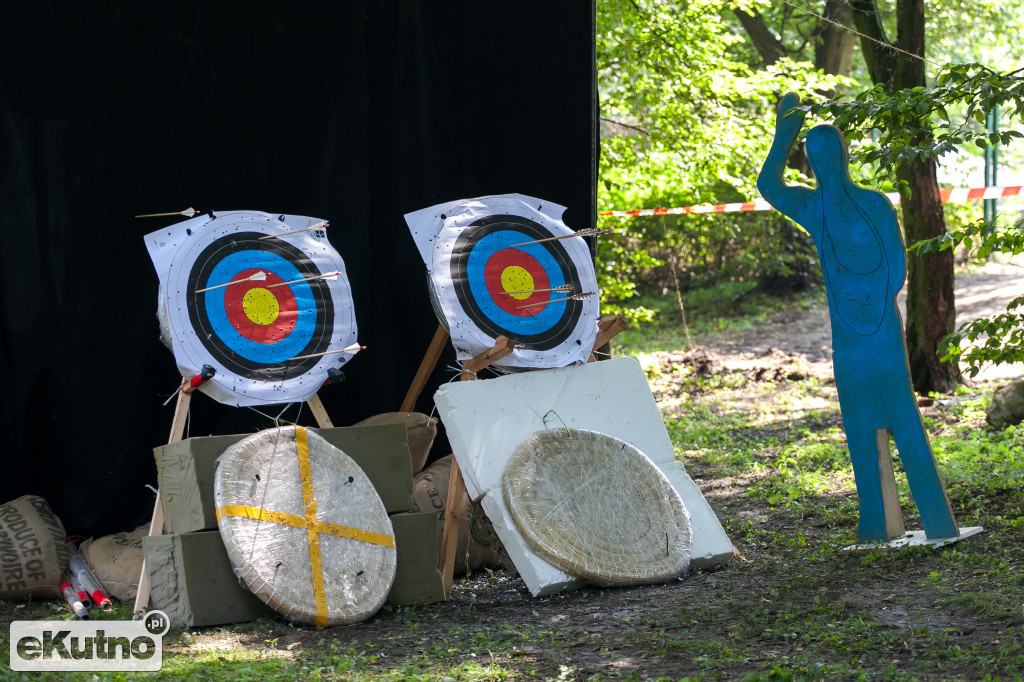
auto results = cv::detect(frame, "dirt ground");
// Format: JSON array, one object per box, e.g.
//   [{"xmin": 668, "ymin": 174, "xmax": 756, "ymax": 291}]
[
  {"xmin": 162, "ymin": 263, "xmax": 1023, "ymax": 680},
  {"xmin": 697, "ymin": 260, "xmax": 1024, "ymax": 384},
  {"xmin": 7, "ymin": 266, "xmax": 1019, "ymax": 679}
]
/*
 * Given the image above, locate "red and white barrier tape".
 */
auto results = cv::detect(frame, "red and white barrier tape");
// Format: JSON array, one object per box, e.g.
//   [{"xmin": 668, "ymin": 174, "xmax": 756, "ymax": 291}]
[{"xmin": 598, "ymin": 185, "xmax": 1024, "ymax": 218}]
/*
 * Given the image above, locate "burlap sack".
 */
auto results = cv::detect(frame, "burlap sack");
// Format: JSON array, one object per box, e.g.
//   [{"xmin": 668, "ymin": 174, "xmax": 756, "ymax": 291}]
[
  {"xmin": 0, "ymin": 496, "xmax": 69, "ymax": 600},
  {"xmin": 410, "ymin": 455, "xmax": 510, "ymax": 575},
  {"xmin": 356, "ymin": 412, "xmax": 437, "ymax": 474},
  {"xmin": 80, "ymin": 524, "xmax": 149, "ymax": 602}
]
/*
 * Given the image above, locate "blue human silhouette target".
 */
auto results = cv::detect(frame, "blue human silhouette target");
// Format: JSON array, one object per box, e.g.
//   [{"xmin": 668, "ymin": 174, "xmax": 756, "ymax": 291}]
[
  {"xmin": 146, "ymin": 210, "xmax": 359, "ymax": 406},
  {"xmin": 405, "ymin": 194, "xmax": 599, "ymax": 370}
]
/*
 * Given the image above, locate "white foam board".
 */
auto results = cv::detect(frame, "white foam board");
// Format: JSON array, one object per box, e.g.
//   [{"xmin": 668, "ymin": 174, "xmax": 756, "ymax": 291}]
[
  {"xmin": 480, "ymin": 490, "xmax": 584, "ymax": 597},
  {"xmin": 434, "ymin": 357, "xmax": 676, "ymax": 502},
  {"xmin": 654, "ymin": 461, "xmax": 734, "ymax": 568},
  {"xmin": 434, "ymin": 357, "xmax": 733, "ymax": 595}
]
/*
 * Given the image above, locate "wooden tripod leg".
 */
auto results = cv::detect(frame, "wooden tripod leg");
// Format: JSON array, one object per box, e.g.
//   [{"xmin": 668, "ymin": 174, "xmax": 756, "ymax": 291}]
[
  {"xmin": 438, "ymin": 336, "xmax": 515, "ymax": 596},
  {"xmin": 876, "ymin": 429, "xmax": 906, "ymax": 540},
  {"xmin": 460, "ymin": 336, "xmax": 514, "ymax": 380},
  {"xmin": 438, "ymin": 460, "xmax": 465, "ymax": 598},
  {"xmin": 134, "ymin": 386, "xmax": 192, "ymax": 617},
  {"xmin": 589, "ymin": 315, "xmax": 627, "ymax": 362},
  {"xmin": 401, "ymin": 324, "xmax": 450, "ymax": 412},
  {"xmin": 306, "ymin": 393, "xmax": 334, "ymax": 428}
]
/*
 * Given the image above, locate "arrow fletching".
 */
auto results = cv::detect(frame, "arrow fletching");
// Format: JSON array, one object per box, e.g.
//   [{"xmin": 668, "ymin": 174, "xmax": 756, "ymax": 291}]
[
  {"xmin": 194, "ymin": 270, "xmax": 267, "ymax": 293},
  {"xmin": 136, "ymin": 207, "xmax": 199, "ymax": 218}
]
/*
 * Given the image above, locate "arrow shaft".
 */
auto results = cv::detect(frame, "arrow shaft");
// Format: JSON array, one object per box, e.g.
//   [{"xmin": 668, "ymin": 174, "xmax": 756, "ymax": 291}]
[
  {"xmin": 497, "ymin": 285, "xmax": 572, "ymax": 296},
  {"xmin": 135, "ymin": 208, "xmax": 198, "ymax": 218},
  {"xmin": 515, "ymin": 292, "xmax": 596, "ymax": 310},
  {"xmin": 509, "ymin": 229, "xmax": 606, "ymax": 248},
  {"xmin": 258, "ymin": 222, "xmax": 328, "ymax": 240},
  {"xmin": 290, "ymin": 344, "xmax": 364, "ymax": 361},
  {"xmin": 266, "ymin": 271, "xmax": 341, "ymax": 289},
  {"xmin": 194, "ymin": 271, "xmax": 266, "ymax": 294}
]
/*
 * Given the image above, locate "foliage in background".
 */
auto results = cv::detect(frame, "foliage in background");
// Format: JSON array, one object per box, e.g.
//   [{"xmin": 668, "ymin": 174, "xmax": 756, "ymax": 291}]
[
  {"xmin": 813, "ymin": 65, "xmax": 1024, "ymax": 182},
  {"xmin": 597, "ymin": 0, "xmax": 845, "ymax": 324},
  {"xmin": 813, "ymin": 64, "xmax": 1024, "ymax": 374},
  {"xmin": 599, "ymin": 0, "xmax": 1024, "ymax": 384}
]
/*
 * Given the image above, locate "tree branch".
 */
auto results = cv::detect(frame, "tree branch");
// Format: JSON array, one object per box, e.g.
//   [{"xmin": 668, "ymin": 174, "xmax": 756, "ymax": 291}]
[
  {"xmin": 733, "ymin": 6, "xmax": 787, "ymax": 66},
  {"xmin": 814, "ymin": 0, "xmax": 854, "ymax": 80}
]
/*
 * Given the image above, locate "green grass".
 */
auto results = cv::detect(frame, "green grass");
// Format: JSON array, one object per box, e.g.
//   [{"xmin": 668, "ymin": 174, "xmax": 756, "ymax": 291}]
[
  {"xmin": 625, "ymin": 294, "xmax": 1024, "ymax": 678},
  {"xmin": 615, "ymin": 281, "xmax": 820, "ymax": 353},
  {"xmin": 4, "ymin": 284, "xmax": 1024, "ymax": 681}
]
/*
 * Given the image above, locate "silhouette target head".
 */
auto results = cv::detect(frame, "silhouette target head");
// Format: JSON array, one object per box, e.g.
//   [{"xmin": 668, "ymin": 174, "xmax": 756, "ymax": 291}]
[
  {"xmin": 805, "ymin": 125, "xmax": 884, "ymax": 276},
  {"xmin": 805, "ymin": 125, "xmax": 848, "ymax": 188}
]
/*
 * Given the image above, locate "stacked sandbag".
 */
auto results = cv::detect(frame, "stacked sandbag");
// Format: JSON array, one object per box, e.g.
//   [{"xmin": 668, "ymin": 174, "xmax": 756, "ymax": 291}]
[
  {"xmin": 410, "ymin": 455, "xmax": 511, "ymax": 575},
  {"xmin": 80, "ymin": 524, "xmax": 149, "ymax": 602},
  {"xmin": 356, "ymin": 412, "xmax": 437, "ymax": 474},
  {"xmin": 0, "ymin": 496, "xmax": 69, "ymax": 600}
]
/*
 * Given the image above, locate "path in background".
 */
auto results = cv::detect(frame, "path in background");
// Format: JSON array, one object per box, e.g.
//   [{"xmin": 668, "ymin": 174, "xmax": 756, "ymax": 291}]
[{"xmin": 696, "ymin": 258, "xmax": 1024, "ymax": 384}]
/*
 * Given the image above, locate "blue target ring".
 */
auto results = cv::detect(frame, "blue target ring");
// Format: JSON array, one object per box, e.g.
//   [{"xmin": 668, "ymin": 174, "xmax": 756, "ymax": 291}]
[
  {"xmin": 186, "ymin": 232, "xmax": 336, "ymax": 381},
  {"xmin": 465, "ymin": 231, "xmax": 567, "ymax": 335},
  {"xmin": 449, "ymin": 215, "xmax": 584, "ymax": 351},
  {"xmin": 204, "ymin": 251, "xmax": 317, "ymax": 363}
]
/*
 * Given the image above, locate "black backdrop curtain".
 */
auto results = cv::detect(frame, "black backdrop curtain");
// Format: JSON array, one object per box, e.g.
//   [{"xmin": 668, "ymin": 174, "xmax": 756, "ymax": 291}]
[{"xmin": 0, "ymin": 2, "xmax": 596, "ymax": 536}]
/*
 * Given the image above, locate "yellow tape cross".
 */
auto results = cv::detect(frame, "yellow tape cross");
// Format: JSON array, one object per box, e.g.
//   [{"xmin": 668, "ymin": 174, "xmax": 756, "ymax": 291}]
[{"xmin": 216, "ymin": 427, "xmax": 395, "ymax": 626}]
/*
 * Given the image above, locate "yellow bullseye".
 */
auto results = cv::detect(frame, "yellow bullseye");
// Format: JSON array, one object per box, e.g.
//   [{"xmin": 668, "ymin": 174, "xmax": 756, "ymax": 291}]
[
  {"xmin": 501, "ymin": 266, "xmax": 535, "ymax": 300},
  {"xmin": 242, "ymin": 287, "xmax": 280, "ymax": 325}
]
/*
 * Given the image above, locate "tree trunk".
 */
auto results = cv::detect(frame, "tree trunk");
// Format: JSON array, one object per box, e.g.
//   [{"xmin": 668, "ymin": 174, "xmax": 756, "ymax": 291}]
[
  {"xmin": 732, "ymin": 7, "xmax": 785, "ymax": 66},
  {"xmin": 814, "ymin": 0, "xmax": 854, "ymax": 82},
  {"xmin": 899, "ymin": 158, "xmax": 960, "ymax": 392},
  {"xmin": 851, "ymin": 0, "xmax": 962, "ymax": 392}
]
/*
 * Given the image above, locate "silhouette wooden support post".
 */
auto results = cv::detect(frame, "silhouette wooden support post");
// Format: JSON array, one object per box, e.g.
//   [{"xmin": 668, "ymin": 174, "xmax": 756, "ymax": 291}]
[
  {"xmin": 133, "ymin": 378, "xmax": 335, "ymax": 617},
  {"xmin": 758, "ymin": 92, "xmax": 982, "ymax": 549}
]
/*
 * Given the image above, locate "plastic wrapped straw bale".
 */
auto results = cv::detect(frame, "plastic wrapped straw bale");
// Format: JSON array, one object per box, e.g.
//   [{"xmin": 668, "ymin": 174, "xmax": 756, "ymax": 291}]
[{"xmin": 215, "ymin": 426, "xmax": 396, "ymax": 626}]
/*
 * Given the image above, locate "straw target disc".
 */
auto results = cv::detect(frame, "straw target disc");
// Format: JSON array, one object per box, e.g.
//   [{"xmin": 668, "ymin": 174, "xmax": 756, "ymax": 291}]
[
  {"xmin": 502, "ymin": 428, "xmax": 691, "ymax": 586},
  {"xmin": 215, "ymin": 426, "xmax": 396, "ymax": 626}
]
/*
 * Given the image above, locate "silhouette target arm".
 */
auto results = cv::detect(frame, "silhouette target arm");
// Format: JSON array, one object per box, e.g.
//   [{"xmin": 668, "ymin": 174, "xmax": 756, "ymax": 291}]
[{"xmin": 758, "ymin": 93, "xmax": 816, "ymax": 233}]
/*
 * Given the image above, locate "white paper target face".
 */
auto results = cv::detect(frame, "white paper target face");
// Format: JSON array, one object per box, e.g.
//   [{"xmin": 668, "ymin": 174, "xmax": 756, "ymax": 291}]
[
  {"xmin": 405, "ymin": 194, "xmax": 599, "ymax": 370},
  {"xmin": 145, "ymin": 210, "xmax": 359, "ymax": 406}
]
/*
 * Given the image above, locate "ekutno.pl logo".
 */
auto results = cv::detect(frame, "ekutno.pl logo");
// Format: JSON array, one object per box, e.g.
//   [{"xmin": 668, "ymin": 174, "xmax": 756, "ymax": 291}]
[{"xmin": 9, "ymin": 609, "xmax": 169, "ymax": 672}]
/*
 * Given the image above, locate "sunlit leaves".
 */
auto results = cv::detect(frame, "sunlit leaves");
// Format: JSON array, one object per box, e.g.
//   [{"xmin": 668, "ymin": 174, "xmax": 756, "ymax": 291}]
[
  {"xmin": 822, "ymin": 64, "xmax": 1024, "ymax": 373},
  {"xmin": 815, "ymin": 65, "xmax": 1024, "ymax": 183},
  {"xmin": 598, "ymin": 0, "xmax": 845, "ymax": 318}
]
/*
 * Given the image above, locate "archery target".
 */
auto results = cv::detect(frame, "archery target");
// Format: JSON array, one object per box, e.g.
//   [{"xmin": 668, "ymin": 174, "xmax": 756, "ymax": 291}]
[
  {"xmin": 146, "ymin": 210, "xmax": 358, "ymax": 406},
  {"xmin": 406, "ymin": 194, "xmax": 599, "ymax": 370}
]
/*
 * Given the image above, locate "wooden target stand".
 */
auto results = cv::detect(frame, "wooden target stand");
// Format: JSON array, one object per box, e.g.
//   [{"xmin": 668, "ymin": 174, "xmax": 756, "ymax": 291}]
[
  {"xmin": 401, "ymin": 315, "xmax": 626, "ymax": 597},
  {"xmin": 133, "ymin": 377, "xmax": 335, "ymax": 617}
]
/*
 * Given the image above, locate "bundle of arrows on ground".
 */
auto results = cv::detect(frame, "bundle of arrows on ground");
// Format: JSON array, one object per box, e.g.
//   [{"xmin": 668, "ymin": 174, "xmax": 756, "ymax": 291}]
[{"xmin": 60, "ymin": 540, "xmax": 112, "ymax": 619}]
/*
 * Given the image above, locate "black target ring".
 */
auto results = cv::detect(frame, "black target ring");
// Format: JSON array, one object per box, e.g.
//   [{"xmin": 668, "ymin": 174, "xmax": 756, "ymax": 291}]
[
  {"xmin": 186, "ymin": 232, "xmax": 335, "ymax": 382},
  {"xmin": 448, "ymin": 215, "xmax": 584, "ymax": 351}
]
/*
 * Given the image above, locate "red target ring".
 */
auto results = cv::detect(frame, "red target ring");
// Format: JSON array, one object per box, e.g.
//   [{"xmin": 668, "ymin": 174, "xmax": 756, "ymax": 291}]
[
  {"xmin": 484, "ymin": 249, "xmax": 551, "ymax": 316},
  {"xmin": 222, "ymin": 269, "xmax": 299, "ymax": 344}
]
